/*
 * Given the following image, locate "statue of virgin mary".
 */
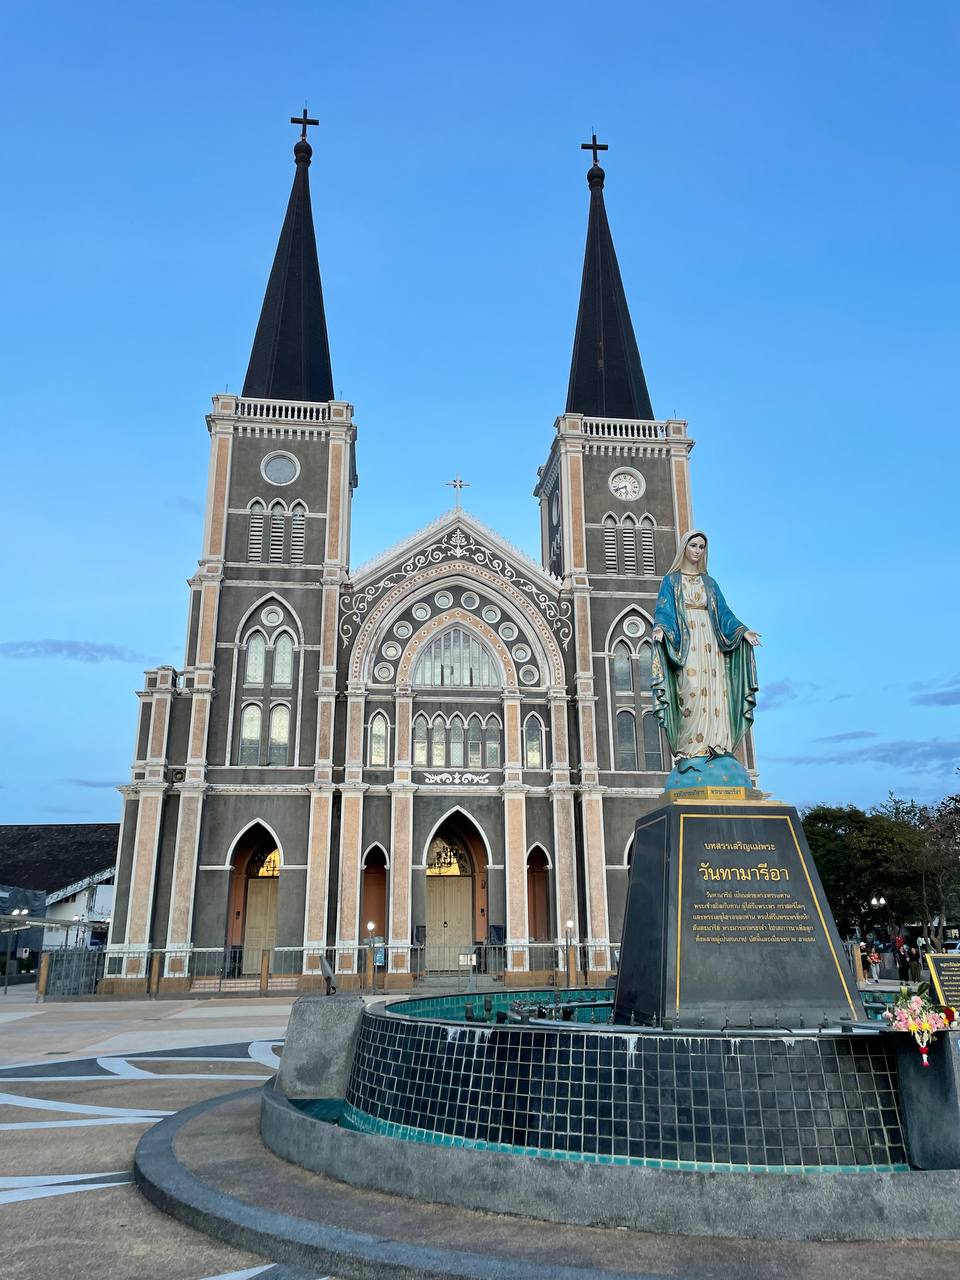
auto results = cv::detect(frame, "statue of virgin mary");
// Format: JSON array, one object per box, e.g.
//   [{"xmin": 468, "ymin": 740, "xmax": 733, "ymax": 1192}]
[{"xmin": 651, "ymin": 530, "xmax": 760, "ymax": 763}]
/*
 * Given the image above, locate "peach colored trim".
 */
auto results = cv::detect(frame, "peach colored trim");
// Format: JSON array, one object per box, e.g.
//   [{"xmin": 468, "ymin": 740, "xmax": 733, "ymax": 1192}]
[
  {"xmin": 326, "ymin": 440, "xmax": 343, "ymax": 561},
  {"xmin": 207, "ymin": 436, "xmax": 231, "ymax": 558}
]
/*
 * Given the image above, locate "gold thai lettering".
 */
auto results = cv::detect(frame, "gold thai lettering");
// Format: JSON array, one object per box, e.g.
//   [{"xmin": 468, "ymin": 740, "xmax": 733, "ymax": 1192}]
[{"xmin": 698, "ymin": 861, "xmax": 789, "ymax": 882}]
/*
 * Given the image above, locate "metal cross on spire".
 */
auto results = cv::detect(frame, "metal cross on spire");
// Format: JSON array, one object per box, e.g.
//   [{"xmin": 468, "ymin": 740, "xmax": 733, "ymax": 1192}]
[
  {"xmin": 446, "ymin": 474, "xmax": 470, "ymax": 509},
  {"xmin": 581, "ymin": 132, "xmax": 608, "ymax": 165},
  {"xmin": 290, "ymin": 106, "xmax": 319, "ymax": 140}
]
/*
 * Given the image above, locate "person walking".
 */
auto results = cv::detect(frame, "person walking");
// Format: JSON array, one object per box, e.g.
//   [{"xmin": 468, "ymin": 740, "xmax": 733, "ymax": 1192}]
[
  {"xmin": 867, "ymin": 946, "xmax": 881, "ymax": 983},
  {"xmin": 895, "ymin": 939, "xmax": 910, "ymax": 983}
]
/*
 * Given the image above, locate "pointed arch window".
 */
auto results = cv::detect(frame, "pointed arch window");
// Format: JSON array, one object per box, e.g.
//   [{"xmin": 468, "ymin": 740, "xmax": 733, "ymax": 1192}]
[
  {"xmin": 244, "ymin": 633, "xmax": 266, "ymax": 685},
  {"xmin": 268, "ymin": 503, "xmax": 286, "ymax": 563},
  {"xmin": 643, "ymin": 714, "xmax": 662, "ymax": 771},
  {"xmin": 413, "ymin": 628, "xmax": 501, "ymax": 688},
  {"xmin": 523, "ymin": 716, "xmax": 544, "ymax": 770},
  {"xmin": 637, "ymin": 641, "xmax": 653, "ymax": 688},
  {"xmin": 615, "ymin": 710, "xmax": 638, "ymax": 771},
  {"xmin": 267, "ymin": 705, "xmax": 290, "ymax": 765},
  {"xmin": 430, "ymin": 718, "xmax": 446, "ymax": 767},
  {"xmin": 273, "ymin": 633, "xmax": 294, "ymax": 686},
  {"xmin": 484, "ymin": 717, "xmax": 502, "ymax": 768},
  {"xmin": 466, "ymin": 716, "xmax": 483, "ymax": 769},
  {"xmin": 239, "ymin": 705, "xmax": 261, "ymax": 765},
  {"xmin": 603, "ymin": 515, "xmax": 618, "ymax": 573},
  {"xmin": 640, "ymin": 517, "xmax": 656, "ymax": 576},
  {"xmin": 290, "ymin": 503, "xmax": 306, "ymax": 564},
  {"xmin": 247, "ymin": 502, "xmax": 265, "ymax": 562},
  {"xmin": 368, "ymin": 712, "xmax": 388, "ymax": 767},
  {"xmin": 449, "ymin": 717, "xmax": 465, "ymax": 767},
  {"xmin": 612, "ymin": 641, "xmax": 633, "ymax": 694},
  {"xmin": 412, "ymin": 715, "xmax": 428, "ymax": 767},
  {"xmin": 621, "ymin": 517, "xmax": 637, "ymax": 575}
]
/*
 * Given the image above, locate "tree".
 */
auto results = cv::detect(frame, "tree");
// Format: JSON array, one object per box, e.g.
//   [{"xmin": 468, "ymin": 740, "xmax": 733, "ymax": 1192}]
[{"xmin": 802, "ymin": 805, "xmax": 877, "ymax": 937}]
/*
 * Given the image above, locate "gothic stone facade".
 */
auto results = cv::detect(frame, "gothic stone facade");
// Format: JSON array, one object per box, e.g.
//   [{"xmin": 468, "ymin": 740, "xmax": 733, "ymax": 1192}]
[{"xmin": 104, "ymin": 397, "xmax": 725, "ymax": 987}]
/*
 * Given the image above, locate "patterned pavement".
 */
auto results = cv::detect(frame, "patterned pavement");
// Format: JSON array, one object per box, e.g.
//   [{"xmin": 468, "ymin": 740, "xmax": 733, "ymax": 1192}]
[{"xmin": 0, "ymin": 994, "xmax": 334, "ymax": 1280}]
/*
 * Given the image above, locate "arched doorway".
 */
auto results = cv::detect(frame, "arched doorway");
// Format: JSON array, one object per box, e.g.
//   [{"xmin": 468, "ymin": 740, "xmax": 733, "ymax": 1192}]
[
  {"xmin": 360, "ymin": 846, "xmax": 388, "ymax": 942},
  {"xmin": 226, "ymin": 824, "xmax": 281, "ymax": 975},
  {"xmin": 526, "ymin": 847, "xmax": 551, "ymax": 942},
  {"xmin": 425, "ymin": 813, "xmax": 487, "ymax": 970}
]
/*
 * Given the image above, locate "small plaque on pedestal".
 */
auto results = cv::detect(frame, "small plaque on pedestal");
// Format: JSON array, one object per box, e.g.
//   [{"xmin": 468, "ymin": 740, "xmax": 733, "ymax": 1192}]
[
  {"xmin": 926, "ymin": 955, "xmax": 960, "ymax": 1009},
  {"xmin": 613, "ymin": 800, "xmax": 865, "ymax": 1030}
]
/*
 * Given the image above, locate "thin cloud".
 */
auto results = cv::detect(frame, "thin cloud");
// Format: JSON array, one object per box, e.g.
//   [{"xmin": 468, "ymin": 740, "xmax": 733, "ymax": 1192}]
[
  {"xmin": 61, "ymin": 778, "xmax": 120, "ymax": 789},
  {"xmin": 43, "ymin": 805, "xmax": 93, "ymax": 815},
  {"xmin": 0, "ymin": 640, "xmax": 152, "ymax": 664},
  {"xmin": 773, "ymin": 738, "xmax": 960, "ymax": 775},
  {"xmin": 757, "ymin": 678, "xmax": 820, "ymax": 711},
  {"xmin": 814, "ymin": 730, "xmax": 879, "ymax": 743},
  {"xmin": 907, "ymin": 674, "xmax": 960, "ymax": 707},
  {"xmin": 167, "ymin": 495, "xmax": 203, "ymax": 516}
]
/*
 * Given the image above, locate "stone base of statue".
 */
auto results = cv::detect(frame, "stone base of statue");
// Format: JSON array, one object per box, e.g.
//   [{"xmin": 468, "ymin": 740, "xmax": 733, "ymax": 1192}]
[{"xmin": 613, "ymin": 792, "xmax": 866, "ymax": 1030}]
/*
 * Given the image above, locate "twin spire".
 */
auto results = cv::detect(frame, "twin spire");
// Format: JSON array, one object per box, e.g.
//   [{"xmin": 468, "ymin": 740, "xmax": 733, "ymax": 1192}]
[{"xmin": 243, "ymin": 121, "xmax": 653, "ymax": 419}]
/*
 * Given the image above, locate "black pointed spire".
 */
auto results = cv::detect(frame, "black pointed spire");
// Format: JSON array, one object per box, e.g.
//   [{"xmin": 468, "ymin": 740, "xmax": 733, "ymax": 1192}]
[
  {"xmin": 566, "ymin": 140, "xmax": 654, "ymax": 420},
  {"xmin": 242, "ymin": 116, "xmax": 334, "ymax": 403}
]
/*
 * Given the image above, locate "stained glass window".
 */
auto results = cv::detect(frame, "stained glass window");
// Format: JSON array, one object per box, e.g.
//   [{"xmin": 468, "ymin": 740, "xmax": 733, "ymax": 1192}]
[
  {"xmin": 524, "ymin": 717, "xmax": 543, "ymax": 769},
  {"xmin": 369, "ymin": 713, "xmax": 388, "ymax": 766},
  {"xmin": 273, "ymin": 633, "xmax": 293, "ymax": 686},
  {"xmin": 239, "ymin": 705, "xmax": 261, "ymax": 765},
  {"xmin": 412, "ymin": 716, "xmax": 428, "ymax": 766},
  {"xmin": 267, "ymin": 705, "xmax": 290, "ymax": 765},
  {"xmin": 612, "ymin": 642, "xmax": 633, "ymax": 694},
  {"xmin": 413, "ymin": 628, "xmax": 501, "ymax": 687},
  {"xmin": 615, "ymin": 710, "xmax": 638, "ymax": 771},
  {"xmin": 245, "ymin": 633, "xmax": 265, "ymax": 684}
]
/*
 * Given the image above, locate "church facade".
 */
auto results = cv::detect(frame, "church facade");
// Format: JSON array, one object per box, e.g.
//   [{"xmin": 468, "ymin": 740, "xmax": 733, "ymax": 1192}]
[{"xmin": 105, "ymin": 130, "xmax": 752, "ymax": 990}]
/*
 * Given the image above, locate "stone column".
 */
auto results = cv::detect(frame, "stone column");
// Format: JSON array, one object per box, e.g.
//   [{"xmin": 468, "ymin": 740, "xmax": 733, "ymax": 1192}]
[
  {"xmin": 335, "ymin": 683, "xmax": 367, "ymax": 978},
  {"xmin": 502, "ymin": 690, "xmax": 529, "ymax": 973},
  {"xmin": 548, "ymin": 687, "xmax": 577, "ymax": 943},
  {"xmin": 387, "ymin": 688, "xmax": 415, "ymax": 980}
]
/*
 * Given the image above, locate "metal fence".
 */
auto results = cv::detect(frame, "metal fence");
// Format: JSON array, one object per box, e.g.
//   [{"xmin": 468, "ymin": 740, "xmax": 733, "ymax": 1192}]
[{"xmin": 39, "ymin": 938, "xmax": 609, "ymax": 998}]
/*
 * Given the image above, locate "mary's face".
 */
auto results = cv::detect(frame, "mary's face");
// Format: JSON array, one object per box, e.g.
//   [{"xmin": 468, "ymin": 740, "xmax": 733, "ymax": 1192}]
[{"xmin": 684, "ymin": 536, "xmax": 706, "ymax": 566}]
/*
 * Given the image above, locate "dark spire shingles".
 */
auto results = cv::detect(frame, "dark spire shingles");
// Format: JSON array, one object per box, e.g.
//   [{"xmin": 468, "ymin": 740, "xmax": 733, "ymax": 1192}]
[
  {"xmin": 242, "ymin": 138, "xmax": 334, "ymax": 403},
  {"xmin": 565, "ymin": 162, "xmax": 654, "ymax": 421}
]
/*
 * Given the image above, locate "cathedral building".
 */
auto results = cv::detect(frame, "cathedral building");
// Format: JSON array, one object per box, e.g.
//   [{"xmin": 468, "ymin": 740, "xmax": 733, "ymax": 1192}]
[{"xmin": 105, "ymin": 127, "xmax": 746, "ymax": 991}]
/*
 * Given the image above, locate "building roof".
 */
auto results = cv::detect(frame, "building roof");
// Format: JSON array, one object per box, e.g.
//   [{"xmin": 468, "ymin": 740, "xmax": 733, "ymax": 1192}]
[
  {"xmin": 566, "ymin": 162, "xmax": 654, "ymax": 421},
  {"xmin": 0, "ymin": 824, "xmax": 119, "ymax": 895},
  {"xmin": 242, "ymin": 137, "xmax": 335, "ymax": 403}
]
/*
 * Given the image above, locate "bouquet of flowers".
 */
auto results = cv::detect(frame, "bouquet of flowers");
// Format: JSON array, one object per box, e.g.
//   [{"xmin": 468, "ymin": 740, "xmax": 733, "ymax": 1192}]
[{"xmin": 884, "ymin": 984, "xmax": 956, "ymax": 1067}]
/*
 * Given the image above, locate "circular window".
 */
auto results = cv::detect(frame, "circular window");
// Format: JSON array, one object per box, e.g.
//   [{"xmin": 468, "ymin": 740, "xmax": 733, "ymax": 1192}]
[
  {"xmin": 623, "ymin": 617, "xmax": 645, "ymax": 638},
  {"xmin": 434, "ymin": 591, "xmax": 453, "ymax": 608},
  {"xmin": 261, "ymin": 452, "xmax": 300, "ymax": 486},
  {"xmin": 261, "ymin": 606, "xmax": 283, "ymax": 627},
  {"xmin": 461, "ymin": 591, "xmax": 480, "ymax": 610},
  {"xmin": 499, "ymin": 622, "xmax": 518, "ymax": 641},
  {"xmin": 382, "ymin": 642, "xmax": 402, "ymax": 660},
  {"xmin": 481, "ymin": 605, "xmax": 501, "ymax": 624},
  {"xmin": 412, "ymin": 603, "xmax": 431, "ymax": 622},
  {"xmin": 520, "ymin": 665, "xmax": 539, "ymax": 685},
  {"xmin": 393, "ymin": 621, "xmax": 413, "ymax": 639},
  {"xmin": 374, "ymin": 663, "xmax": 395, "ymax": 682},
  {"xmin": 513, "ymin": 644, "xmax": 531, "ymax": 663}
]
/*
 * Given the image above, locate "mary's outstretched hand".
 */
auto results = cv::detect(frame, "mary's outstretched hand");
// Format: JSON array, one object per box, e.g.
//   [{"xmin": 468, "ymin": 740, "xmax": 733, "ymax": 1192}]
[{"xmin": 745, "ymin": 631, "xmax": 762, "ymax": 646}]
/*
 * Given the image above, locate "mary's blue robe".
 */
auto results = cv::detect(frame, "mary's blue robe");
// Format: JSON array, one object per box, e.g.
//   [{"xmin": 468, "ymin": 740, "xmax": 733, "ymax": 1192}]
[{"xmin": 651, "ymin": 571, "xmax": 758, "ymax": 757}]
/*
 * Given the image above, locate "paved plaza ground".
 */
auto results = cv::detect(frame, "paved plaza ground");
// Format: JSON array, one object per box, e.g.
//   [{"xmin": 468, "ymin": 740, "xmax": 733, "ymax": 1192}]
[{"xmin": 2, "ymin": 984, "xmax": 960, "ymax": 1280}]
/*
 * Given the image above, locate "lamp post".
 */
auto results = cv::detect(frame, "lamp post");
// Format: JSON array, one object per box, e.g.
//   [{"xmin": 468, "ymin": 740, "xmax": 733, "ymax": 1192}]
[
  {"xmin": 3, "ymin": 908, "xmax": 28, "ymax": 996},
  {"xmin": 367, "ymin": 920, "xmax": 376, "ymax": 992},
  {"xmin": 565, "ymin": 918, "xmax": 576, "ymax": 990}
]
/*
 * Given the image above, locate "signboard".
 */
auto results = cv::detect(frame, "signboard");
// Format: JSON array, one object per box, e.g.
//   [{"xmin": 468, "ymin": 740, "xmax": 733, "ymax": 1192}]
[
  {"xmin": 926, "ymin": 954, "xmax": 960, "ymax": 1009},
  {"xmin": 458, "ymin": 953, "xmax": 477, "ymax": 967},
  {"xmin": 615, "ymin": 803, "xmax": 865, "ymax": 1029}
]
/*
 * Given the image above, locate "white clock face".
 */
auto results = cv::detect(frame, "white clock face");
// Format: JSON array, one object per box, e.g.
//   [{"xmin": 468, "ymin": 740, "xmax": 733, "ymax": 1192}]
[{"xmin": 609, "ymin": 469, "xmax": 644, "ymax": 501}]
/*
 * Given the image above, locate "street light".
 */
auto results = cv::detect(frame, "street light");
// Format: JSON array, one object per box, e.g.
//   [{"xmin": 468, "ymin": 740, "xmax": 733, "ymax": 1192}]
[
  {"xmin": 871, "ymin": 896, "xmax": 886, "ymax": 908},
  {"xmin": 565, "ymin": 918, "xmax": 575, "ymax": 990},
  {"xmin": 3, "ymin": 908, "xmax": 28, "ymax": 996},
  {"xmin": 367, "ymin": 920, "xmax": 376, "ymax": 992}
]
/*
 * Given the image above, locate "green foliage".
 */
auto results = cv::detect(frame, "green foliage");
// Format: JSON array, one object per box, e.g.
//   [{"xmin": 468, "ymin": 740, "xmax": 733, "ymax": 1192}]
[{"xmin": 802, "ymin": 787, "xmax": 960, "ymax": 941}]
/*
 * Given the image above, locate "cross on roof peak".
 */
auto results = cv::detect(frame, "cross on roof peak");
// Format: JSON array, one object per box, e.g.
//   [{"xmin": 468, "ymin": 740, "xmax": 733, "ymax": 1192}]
[
  {"xmin": 581, "ymin": 132, "xmax": 608, "ymax": 166},
  {"xmin": 290, "ymin": 107, "xmax": 319, "ymax": 141},
  {"xmin": 446, "ymin": 474, "xmax": 470, "ymax": 509}
]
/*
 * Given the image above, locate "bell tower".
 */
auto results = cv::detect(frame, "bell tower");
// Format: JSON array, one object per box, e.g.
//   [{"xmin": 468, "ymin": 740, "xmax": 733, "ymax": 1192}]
[
  {"xmin": 534, "ymin": 138, "xmax": 697, "ymax": 969},
  {"xmin": 106, "ymin": 114, "xmax": 357, "ymax": 975}
]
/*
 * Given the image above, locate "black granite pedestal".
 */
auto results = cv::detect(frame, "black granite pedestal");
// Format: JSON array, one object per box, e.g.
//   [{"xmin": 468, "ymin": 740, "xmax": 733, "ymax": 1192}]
[{"xmin": 614, "ymin": 801, "xmax": 866, "ymax": 1030}]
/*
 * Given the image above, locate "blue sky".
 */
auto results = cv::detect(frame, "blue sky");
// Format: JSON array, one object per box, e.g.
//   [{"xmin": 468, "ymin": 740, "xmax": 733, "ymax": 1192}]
[{"xmin": 1, "ymin": 1, "xmax": 957, "ymax": 823}]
